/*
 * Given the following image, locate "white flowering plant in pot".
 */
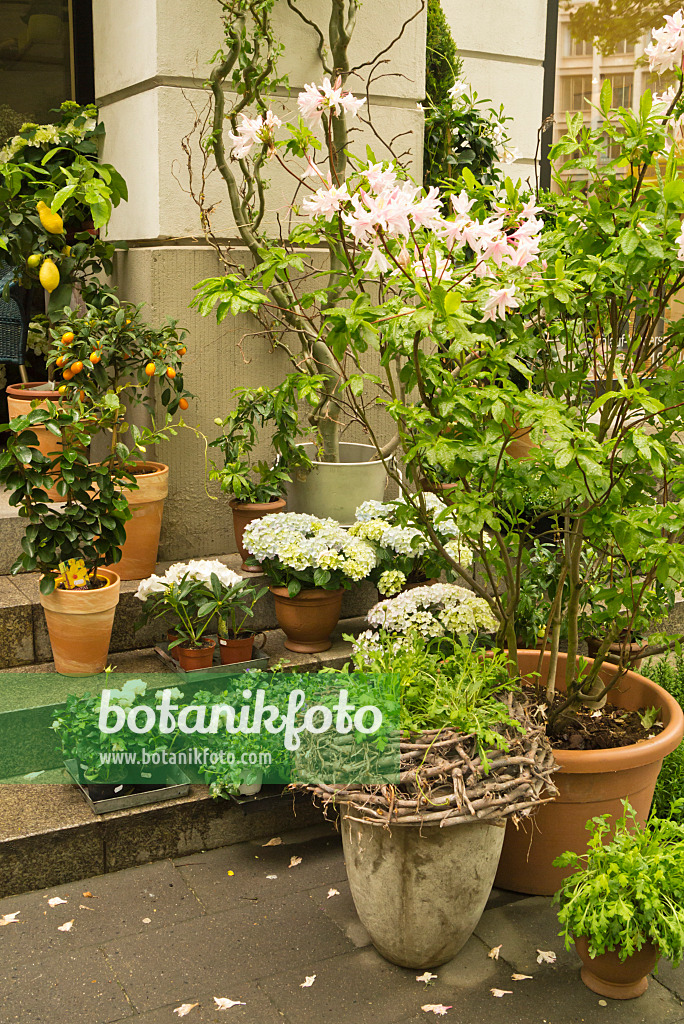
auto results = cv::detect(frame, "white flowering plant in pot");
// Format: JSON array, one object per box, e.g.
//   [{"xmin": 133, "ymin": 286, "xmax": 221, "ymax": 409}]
[
  {"xmin": 349, "ymin": 495, "xmax": 473, "ymax": 596},
  {"xmin": 135, "ymin": 559, "xmax": 263, "ymax": 650},
  {"xmin": 242, "ymin": 512, "xmax": 376, "ymax": 597}
]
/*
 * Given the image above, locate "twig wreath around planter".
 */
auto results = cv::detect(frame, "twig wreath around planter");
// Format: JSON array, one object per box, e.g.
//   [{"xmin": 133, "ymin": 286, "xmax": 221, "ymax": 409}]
[{"xmin": 307, "ymin": 695, "xmax": 557, "ymax": 829}]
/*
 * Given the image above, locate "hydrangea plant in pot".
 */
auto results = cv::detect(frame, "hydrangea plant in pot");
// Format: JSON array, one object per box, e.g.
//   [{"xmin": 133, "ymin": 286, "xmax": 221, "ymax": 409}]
[
  {"xmin": 242, "ymin": 512, "xmax": 376, "ymax": 652},
  {"xmin": 209, "ymin": 379, "xmax": 315, "ymax": 571},
  {"xmin": 0, "ymin": 401, "xmax": 132, "ymax": 675},
  {"xmin": 47, "ymin": 291, "xmax": 191, "ymax": 580},
  {"xmin": 554, "ymin": 803, "xmax": 684, "ymax": 999}
]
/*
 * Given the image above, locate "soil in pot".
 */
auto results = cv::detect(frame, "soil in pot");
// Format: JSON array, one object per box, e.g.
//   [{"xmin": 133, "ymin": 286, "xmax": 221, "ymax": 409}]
[
  {"xmin": 177, "ymin": 638, "xmax": 216, "ymax": 671},
  {"xmin": 40, "ymin": 568, "xmax": 121, "ymax": 676},
  {"xmin": 230, "ymin": 497, "xmax": 286, "ymax": 572},
  {"xmin": 270, "ymin": 586, "xmax": 344, "ymax": 653},
  {"xmin": 494, "ymin": 651, "xmax": 684, "ymax": 896},
  {"xmin": 574, "ymin": 936, "xmax": 659, "ymax": 1000},
  {"xmin": 342, "ymin": 808, "xmax": 505, "ymax": 969},
  {"xmin": 106, "ymin": 462, "xmax": 169, "ymax": 581}
]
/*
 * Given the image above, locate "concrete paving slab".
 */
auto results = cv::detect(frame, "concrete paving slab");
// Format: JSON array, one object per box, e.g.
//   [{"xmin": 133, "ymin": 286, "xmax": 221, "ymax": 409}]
[
  {"xmin": 126, "ymin": 982, "xmax": 284, "ymax": 1024},
  {"xmin": 0, "ymin": 859, "xmax": 204, "ymax": 960},
  {"xmin": 307, "ymin": 878, "xmax": 372, "ymax": 949},
  {"xmin": 651, "ymin": 960, "xmax": 684, "ymax": 1003},
  {"xmin": 0, "ymin": 947, "xmax": 133, "ymax": 1024},
  {"xmin": 473, "ymin": 894, "xmax": 577, "ymax": 973},
  {"xmin": 0, "ymin": 577, "xmax": 33, "ymax": 669},
  {"xmin": 101, "ymin": 890, "xmax": 355, "ymax": 1011},
  {"xmin": 173, "ymin": 826, "xmax": 345, "ymax": 907}
]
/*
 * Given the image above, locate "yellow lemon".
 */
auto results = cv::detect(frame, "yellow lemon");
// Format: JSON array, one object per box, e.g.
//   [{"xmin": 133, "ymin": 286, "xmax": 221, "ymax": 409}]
[
  {"xmin": 36, "ymin": 200, "xmax": 64, "ymax": 235},
  {"xmin": 39, "ymin": 258, "xmax": 60, "ymax": 293},
  {"xmin": 27, "ymin": 253, "xmax": 41, "ymax": 268}
]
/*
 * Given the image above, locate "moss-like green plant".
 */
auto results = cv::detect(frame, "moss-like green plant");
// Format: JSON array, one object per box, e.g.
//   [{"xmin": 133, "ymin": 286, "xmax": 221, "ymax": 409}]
[{"xmin": 425, "ymin": 0, "xmax": 461, "ymax": 105}]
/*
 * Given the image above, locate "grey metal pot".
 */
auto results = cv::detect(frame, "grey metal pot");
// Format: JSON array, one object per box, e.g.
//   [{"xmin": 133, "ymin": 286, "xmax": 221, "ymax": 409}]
[
  {"xmin": 285, "ymin": 442, "xmax": 388, "ymax": 525},
  {"xmin": 341, "ymin": 807, "xmax": 505, "ymax": 969}
]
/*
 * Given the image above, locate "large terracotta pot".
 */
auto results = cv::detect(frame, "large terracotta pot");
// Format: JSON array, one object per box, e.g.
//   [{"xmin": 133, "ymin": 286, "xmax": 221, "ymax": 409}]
[
  {"xmin": 574, "ymin": 936, "xmax": 659, "ymax": 1000},
  {"xmin": 270, "ymin": 586, "xmax": 344, "ymax": 652},
  {"xmin": 230, "ymin": 497, "xmax": 286, "ymax": 573},
  {"xmin": 341, "ymin": 807, "xmax": 505, "ymax": 969},
  {"xmin": 39, "ymin": 568, "xmax": 120, "ymax": 676},
  {"xmin": 6, "ymin": 382, "xmax": 64, "ymax": 458},
  {"xmin": 495, "ymin": 651, "xmax": 684, "ymax": 895},
  {"xmin": 107, "ymin": 462, "xmax": 169, "ymax": 581}
]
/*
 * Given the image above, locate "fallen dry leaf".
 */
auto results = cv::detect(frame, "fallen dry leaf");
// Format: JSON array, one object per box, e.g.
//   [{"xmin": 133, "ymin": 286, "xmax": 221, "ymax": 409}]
[
  {"xmin": 598, "ymin": 999, "xmax": 607, "ymax": 1006},
  {"xmin": 421, "ymin": 1005, "xmax": 451, "ymax": 1015},
  {"xmin": 78, "ymin": 905, "xmax": 95, "ymax": 911},
  {"xmin": 511, "ymin": 973, "xmax": 533, "ymax": 981},
  {"xmin": 47, "ymin": 897, "xmax": 67, "ymax": 908},
  {"xmin": 173, "ymin": 1004, "xmax": 198, "ymax": 1017},
  {"xmin": 536, "ymin": 949, "xmax": 557, "ymax": 964},
  {"xmin": 57, "ymin": 920, "xmax": 74, "ymax": 932},
  {"xmin": 0, "ymin": 911, "xmax": 20, "ymax": 926},
  {"xmin": 327, "ymin": 888, "xmax": 340, "ymax": 899},
  {"xmin": 266, "ymin": 875, "xmax": 278, "ymax": 880},
  {"xmin": 142, "ymin": 918, "xmax": 151, "ymax": 924},
  {"xmin": 82, "ymin": 892, "xmax": 97, "ymax": 898},
  {"xmin": 300, "ymin": 975, "xmax": 316, "ymax": 988},
  {"xmin": 214, "ymin": 997, "xmax": 246, "ymax": 1010},
  {"xmin": 262, "ymin": 837, "xmax": 282, "ymax": 847},
  {"xmin": 488, "ymin": 944, "xmax": 502, "ymax": 960},
  {"xmin": 490, "ymin": 988, "xmax": 513, "ymax": 998},
  {"xmin": 288, "ymin": 856, "xmax": 302, "ymax": 868},
  {"xmin": 416, "ymin": 972, "xmax": 438, "ymax": 984}
]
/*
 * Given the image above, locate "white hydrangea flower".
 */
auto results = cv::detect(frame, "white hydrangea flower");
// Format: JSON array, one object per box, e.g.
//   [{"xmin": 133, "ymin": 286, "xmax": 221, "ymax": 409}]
[
  {"xmin": 242, "ymin": 513, "xmax": 376, "ymax": 582},
  {"xmin": 367, "ymin": 583, "xmax": 497, "ymax": 637},
  {"xmin": 377, "ymin": 569, "xmax": 407, "ymax": 596}
]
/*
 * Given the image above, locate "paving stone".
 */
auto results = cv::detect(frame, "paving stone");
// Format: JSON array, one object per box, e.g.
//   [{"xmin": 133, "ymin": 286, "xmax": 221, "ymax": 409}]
[
  {"xmin": 0, "ymin": 947, "xmax": 133, "ymax": 1024},
  {"xmin": 174, "ymin": 826, "xmax": 345, "ymax": 907},
  {"xmin": 101, "ymin": 890, "xmax": 354, "ymax": 1011},
  {"xmin": 0, "ymin": 859, "xmax": 204, "ymax": 960},
  {"xmin": 307, "ymin": 878, "xmax": 372, "ymax": 949},
  {"xmin": 0, "ymin": 577, "xmax": 34, "ymax": 669},
  {"xmin": 257, "ymin": 937, "xmax": 511, "ymax": 1024},
  {"xmin": 652, "ymin": 960, "xmax": 684, "ymax": 1003},
  {"xmin": 473, "ymin": 895, "xmax": 577, "ymax": 973},
  {"xmin": 125, "ymin": 982, "xmax": 284, "ymax": 1024}
]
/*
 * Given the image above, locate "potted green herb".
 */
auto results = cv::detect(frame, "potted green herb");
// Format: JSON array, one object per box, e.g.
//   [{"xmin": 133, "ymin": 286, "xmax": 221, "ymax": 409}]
[
  {"xmin": 554, "ymin": 803, "xmax": 684, "ymax": 999},
  {"xmin": 209, "ymin": 379, "xmax": 314, "ymax": 571},
  {"xmin": 0, "ymin": 401, "xmax": 132, "ymax": 675}
]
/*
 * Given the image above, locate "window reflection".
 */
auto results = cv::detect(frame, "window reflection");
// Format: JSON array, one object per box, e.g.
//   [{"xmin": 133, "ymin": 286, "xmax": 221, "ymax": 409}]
[{"xmin": 0, "ymin": 0, "xmax": 71, "ymax": 139}]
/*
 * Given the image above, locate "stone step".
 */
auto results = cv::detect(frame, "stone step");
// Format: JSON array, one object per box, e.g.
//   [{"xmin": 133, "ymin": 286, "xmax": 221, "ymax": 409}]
[{"xmin": 0, "ymin": 549, "xmax": 377, "ymax": 669}]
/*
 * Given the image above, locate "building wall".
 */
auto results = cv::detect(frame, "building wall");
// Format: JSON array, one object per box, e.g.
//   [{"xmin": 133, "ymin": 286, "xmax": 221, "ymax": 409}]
[
  {"xmin": 441, "ymin": 0, "xmax": 549, "ymax": 185},
  {"xmin": 92, "ymin": 0, "xmax": 427, "ymax": 560}
]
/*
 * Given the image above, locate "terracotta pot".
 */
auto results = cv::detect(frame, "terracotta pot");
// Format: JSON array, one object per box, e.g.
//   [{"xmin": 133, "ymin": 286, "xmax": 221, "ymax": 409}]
[
  {"xmin": 586, "ymin": 635, "xmax": 647, "ymax": 672},
  {"xmin": 230, "ymin": 497, "xmax": 286, "ymax": 572},
  {"xmin": 107, "ymin": 462, "xmax": 169, "ymax": 581},
  {"xmin": 177, "ymin": 638, "xmax": 216, "ymax": 671},
  {"xmin": 167, "ymin": 629, "xmax": 179, "ymax": 662},
  {"xmin": 218, "ymin": 632, "xmax": 264, "ymax": 665},
  {"xmin": 574, "ymin": 936, "xmax": 659, "ymax": 1000},
  {"xmin": 495, "ymin": 651, "xmax": 684, "ymax": 895},
  {"xmin": 270, "ymin": 586, "xmax": 344, "ymax": 653},
  {"xmin": 6, "ymin": 382, "xmax": 66, "ymax": 500},
  {"xmin": 39, "ymin": 568, "xmax": 121, "ymax": 677}
]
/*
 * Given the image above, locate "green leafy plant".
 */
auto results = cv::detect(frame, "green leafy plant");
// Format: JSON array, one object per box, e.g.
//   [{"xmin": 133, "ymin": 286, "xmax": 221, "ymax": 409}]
[
  {"xmin": 0, "ymin": 402, "xmax": 132, "ymax": 593},
  {"xmin": 554, "ymin": 803, "xmax": 684, "ymax": 967},
  {"xmin": 425, "ymin": 0, "xmax": 461, "ymax": 105},
  {"xmin": 209, "ymin": 377, "xmax": 317, "ymax": 503},
  {"xmin": 0, "ymin": 102, "xmax": 128, "ymax": 314},
  {"xmin": 643, "ymin": 655, "xmax": 684, "ymax": 821}
]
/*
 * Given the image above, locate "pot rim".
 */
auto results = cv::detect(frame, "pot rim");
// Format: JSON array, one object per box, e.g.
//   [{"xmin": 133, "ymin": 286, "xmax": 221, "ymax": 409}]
[
  {"xmin": 177, "ymin": 637, "xmax": 217, "ymax": 652},
  {"xmin": 269, "ymin": 585, "xmax": 345, "ymax": 600},
  {"xmin": 517, "ymin": 649, "xmax": 684, "ymax": 773},
  {"xmin": 6, "ymin": 381, "xmax": 63, "ymax": 401},
  {"xmin": 230, "ymin": 497, "xmax": 287, "ymax": 512},
  {"xmin": 293, "ymin": 441, "xmax": 385, "ymax": 468},
  {"xmin": 39, "ymin": 568, "xmax": 121, "ymax": 613}
]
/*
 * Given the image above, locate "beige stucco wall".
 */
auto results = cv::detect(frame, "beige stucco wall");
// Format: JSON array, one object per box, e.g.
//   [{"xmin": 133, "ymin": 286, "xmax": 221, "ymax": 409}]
[
  {"xmin": 94, "ymin": 0, "xmax": 427, "ymax": 559},
  {"xmin": 442, "ymin": 0, "xmax": 548, "ymax": 184}
]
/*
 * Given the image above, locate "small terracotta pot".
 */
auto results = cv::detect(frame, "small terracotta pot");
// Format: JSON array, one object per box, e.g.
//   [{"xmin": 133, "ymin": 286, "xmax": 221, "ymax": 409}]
[
  {"xmin": 177, "ymin": 638, "xmax": 216, "ymax": 671},
  {"xmin": 167, "ymin": 629, "xmax": 179, "ymax": 662},
  {"xmin": 230, "ymin": 497, "xmax": 286, "ymax": 572},
  {"xmin": 574, "ymin": 936, "xmax": 659, "ymax": 1000},
  {"xmin": 495, "ymin": 651, "xmax": 684, "ymax": 895},
  {"xmin": 270, "ymin": 586, "xmax": 344, "ymax": 653},
  {"xmin": 107, "ymin": 462, "xmax": 169, "ymax": 581},
  {"xmin": 218, "ymin": 632, "xmax": 265, "ymax": 665},
  {"xmin": 39, "ymin": 568, "xmax": 121, "ymax": 676},
  {"xmin": 6, "ymin": 382, "xmax": 66, "ymax": 500}
]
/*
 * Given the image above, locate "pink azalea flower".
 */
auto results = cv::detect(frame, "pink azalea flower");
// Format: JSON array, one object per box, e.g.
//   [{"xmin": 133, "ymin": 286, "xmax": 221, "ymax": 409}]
[
  {"xmin": 302, "ymin": 183, "xmax": 350, "ymax": 220},
  {"xmin": 482, "ymin": 285, "xmax": 520, "ymax": 321},
  {"xmin": 364, "ymin": 245, "xmax": 391, "ymax": 275}
]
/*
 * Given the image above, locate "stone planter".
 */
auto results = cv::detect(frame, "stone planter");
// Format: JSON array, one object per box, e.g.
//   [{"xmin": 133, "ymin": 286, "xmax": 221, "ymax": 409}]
[
  {"xmin": 285, "ymin": 442, "xmax": 387, "ymax": 525},
  {"xmin": 341, "ymin": 807, "xmax": 505, "ymax": 969},
  {"xmin": 495, "ymin": 651, "xmax": 684, "ymax": 895}
]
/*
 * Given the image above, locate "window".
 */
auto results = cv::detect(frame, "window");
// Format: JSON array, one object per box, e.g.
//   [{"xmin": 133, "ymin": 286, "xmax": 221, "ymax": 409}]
[
  {"xmin": 613, "ymin": 38, "xmax": 635, "ymax": 55},
  {"xmin": 0, "ymin": 0, "xmax": 93, "ymax": 142},
  {"xmin": 563, "ymin": 26, "xmax": 593, "ymax": 58},
  {"xmin": 602, "ymin": 73, "xmax": 633, "ymax": 108},
  {"xmin": 562, "ymin": 75, "xmax": 594, "ymax": 112}
]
